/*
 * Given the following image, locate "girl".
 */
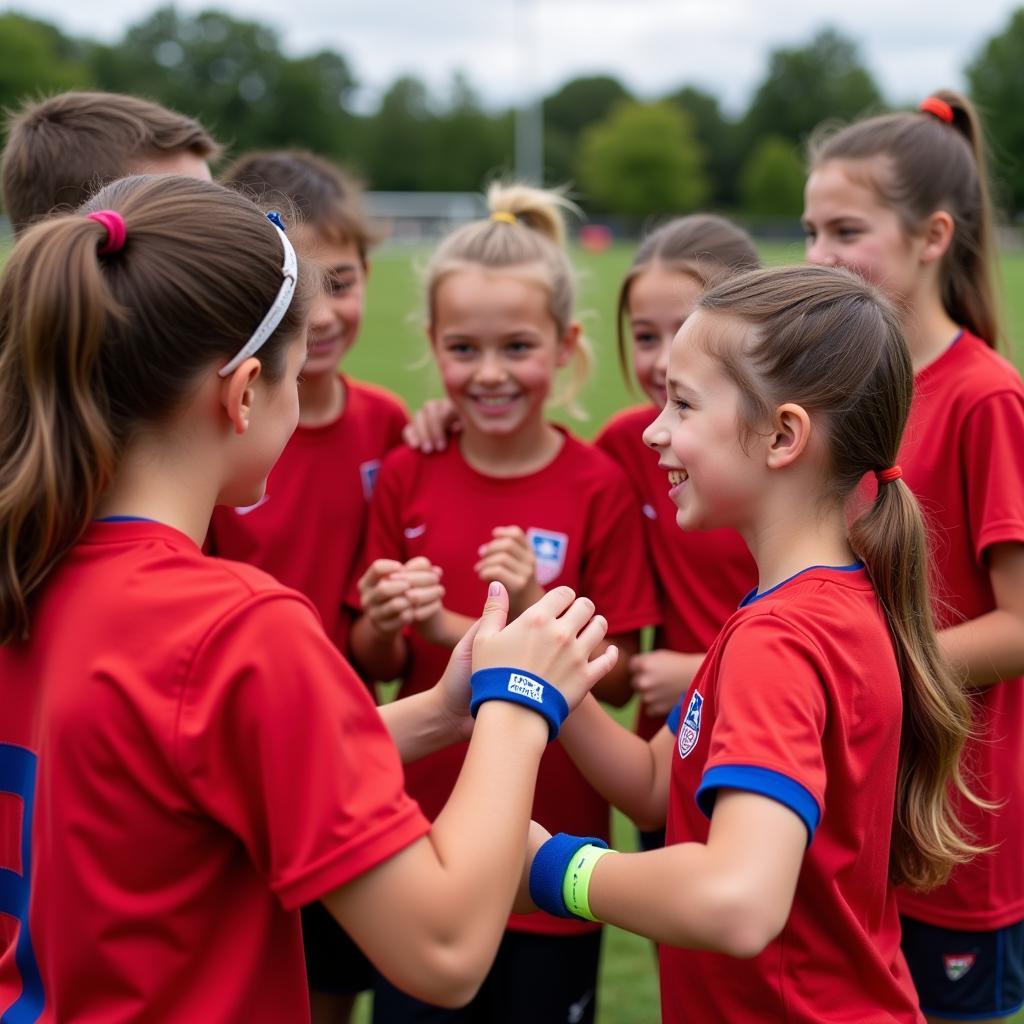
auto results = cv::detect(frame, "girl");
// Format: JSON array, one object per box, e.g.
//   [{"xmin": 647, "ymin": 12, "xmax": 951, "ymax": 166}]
[
  {"xmin": 350, "ymin": 183, "xmax": 660, "ymax": 1024},
  {"xmin": 802, "ymin": 91, "xmax": 1024, "ymax": 1023},
  {"xmin": 525, "ymin": 264, "xmax": 981, "ymax": 1024},
  {"xmin": 595, "ymin": 215, "xmax": 759, "ymax": 750},
  {"xmin": 0, "ymin": 174, "xmax": 617, "ymax": 1022},
  {"xmin": 206, "ymin": 150, "xmax": 408, "ymax": 1024}
]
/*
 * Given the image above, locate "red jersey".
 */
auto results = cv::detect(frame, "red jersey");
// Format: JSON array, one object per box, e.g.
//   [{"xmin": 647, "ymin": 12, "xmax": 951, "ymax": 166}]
[
  {"xmin": 208, "ymin": 376, "xmax": 407, "ymax": 655},
  {"xmin": 662, "ymin": 566, "xmax": 923, "ymax": 1023},
  {"xmin": 0, "ymin": 520, "xmax": 429, "ymax": 1023},
  {"xmin": 363, "ymin": 431, "xmax": 660, "ymax": 936},
  {"xmin": 883, "ymin": 332, "xmax": 1024, "ymax": 930},
  {"xmin": 595, "ymin": 405, "xmax": 756, "ymax": 737}
]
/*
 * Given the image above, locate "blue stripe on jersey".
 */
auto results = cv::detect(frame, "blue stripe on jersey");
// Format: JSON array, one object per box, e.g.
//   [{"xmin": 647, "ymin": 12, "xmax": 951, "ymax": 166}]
[
  {"xmin": 696, "ymin": 765, "xmax": 821, "ymax": 843},
  {"xmin": 739, "ymin": 562, "xmax": 864, "ymax": 607},
  {"xmin": 666, "ymin": 698, "xmax": 683, "ymax": 735}
]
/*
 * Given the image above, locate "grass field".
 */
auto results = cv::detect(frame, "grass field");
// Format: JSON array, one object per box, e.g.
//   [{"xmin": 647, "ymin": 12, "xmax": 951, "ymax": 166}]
[
  {"xmin": 343, "ymin": 241, "xmax": 1024, "ymax": 1024},
  {"xmin": 1, "ymin": 233, "xmax": 1020, "ymax": 1022}
]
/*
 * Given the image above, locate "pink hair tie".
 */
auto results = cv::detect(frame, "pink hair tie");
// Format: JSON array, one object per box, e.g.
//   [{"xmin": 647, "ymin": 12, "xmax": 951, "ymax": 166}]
[
  {"xmin": 918, "ymin": 97, "xmax": 954, "ymax": 125},
  {"xmin": 87, "ymin": 210, "xmax": 127, "ymax": 255},
  {"xmin": 876, "ymin": 465, "xmax": 903, "ymax": 484}
]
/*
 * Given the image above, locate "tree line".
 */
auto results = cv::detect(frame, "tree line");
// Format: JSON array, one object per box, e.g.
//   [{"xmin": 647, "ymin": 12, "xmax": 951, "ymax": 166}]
[{"xmin": 3, "ymin": 4, "xmax": 1024, "ymax": 220}]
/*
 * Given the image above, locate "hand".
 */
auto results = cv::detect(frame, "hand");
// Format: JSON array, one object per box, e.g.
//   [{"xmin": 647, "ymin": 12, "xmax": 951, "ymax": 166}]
[
  {"xmin": 472, "ymin": 586, "xmax": 618, "ymax": 711},
  {"xmin": 474, "ymin": 526, "xmax": 543, "ymax": 618},
  {"xmin": 401, "ymin": 398, "xmax": 461, "ymax": 453},
  {"xmin": 433, "ymin": 585, "xmax": 510, "ymax": 742},
  {"xmin": 358, "ymin": 557, "xmax": 444, "ymax": 636},
  {"xmin": 513, "ymin": 820, "xmax": 552, "ymax": 915},
  {"xmin": 629, "ymin": 649, "xmax": 703, "ymax": 717}
]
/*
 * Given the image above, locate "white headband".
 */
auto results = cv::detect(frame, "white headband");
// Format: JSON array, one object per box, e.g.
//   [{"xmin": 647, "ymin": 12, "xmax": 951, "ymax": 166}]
[{"xmin": 218, "ymin": 211, "xmax": 299, "ymax": 377}]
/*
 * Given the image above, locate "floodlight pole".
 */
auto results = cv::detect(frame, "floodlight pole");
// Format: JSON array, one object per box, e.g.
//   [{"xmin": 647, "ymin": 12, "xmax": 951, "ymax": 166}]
[{"xmin": 514, "ymin": 0, "xmax": 543, "ymax": 184}]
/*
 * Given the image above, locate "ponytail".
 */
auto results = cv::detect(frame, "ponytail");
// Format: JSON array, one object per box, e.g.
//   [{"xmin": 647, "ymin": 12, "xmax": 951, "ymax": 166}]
[
  {"xmin": 849, "ymin": 478, "xmax": 985, "ymax": 888},
  {"xmin": 0, "ymin": 174, "xmax": 314, "ymax": 644},
  {"xmin": 425, "ymin": 180, "xmax": 592, "ymax": 418},
  {"xmin": 0, "ymin": 217, "xmax": 121, "ymax": 642}
]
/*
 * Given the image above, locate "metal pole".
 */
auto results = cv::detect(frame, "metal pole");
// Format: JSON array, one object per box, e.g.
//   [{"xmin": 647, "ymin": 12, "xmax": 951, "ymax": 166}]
[{"xmin": 514, "ymin": 0, "xmax": 543, "ymax": 184}]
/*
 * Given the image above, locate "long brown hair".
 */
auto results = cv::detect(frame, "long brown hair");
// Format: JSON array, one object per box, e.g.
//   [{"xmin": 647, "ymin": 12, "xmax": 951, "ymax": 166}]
[
  {"xmin": 809, "ymin": 90, "xmax": 1003, "ymax": 350},
  {"xmin": 616, "ymin": 214, "xmax": 761, "ymax": 386},
  {"xmin": 699, "ymin": 264, "xmax": 982, "ymax": 890},
  {"xmin": 0, "ymin": 175, "xmax": 314, "ymax": 644}
]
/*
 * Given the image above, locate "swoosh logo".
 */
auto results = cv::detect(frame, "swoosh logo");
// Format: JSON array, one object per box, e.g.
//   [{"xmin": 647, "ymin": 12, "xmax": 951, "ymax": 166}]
[
  {"xmin": 404, "ymin": 523, "xmax": 427, "ymax": 539},
  {"xmin": 234, "ymin": 494, "xmax": 270, "ymax": 516}
]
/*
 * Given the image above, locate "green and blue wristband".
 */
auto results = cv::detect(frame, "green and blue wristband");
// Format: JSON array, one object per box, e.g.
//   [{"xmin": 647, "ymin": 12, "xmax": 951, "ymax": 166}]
[{"xmin": 529, "ymin": 832, "xmax": 615, "ymax": 922}]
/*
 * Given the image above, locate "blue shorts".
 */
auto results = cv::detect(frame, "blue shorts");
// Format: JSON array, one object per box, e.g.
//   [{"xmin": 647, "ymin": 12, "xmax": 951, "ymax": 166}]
[{"xmin": 900, "ymin": 915, "xmax": 1024, "ymax": 1019}]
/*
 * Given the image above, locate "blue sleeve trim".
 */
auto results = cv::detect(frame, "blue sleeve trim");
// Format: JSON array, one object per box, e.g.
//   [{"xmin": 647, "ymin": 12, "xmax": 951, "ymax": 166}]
[
  {"xmin": 666, "ymin": 699, "xmax": 683, "ymax": 735},
  {"xmin": 695, "ymin": 765, "xmax": 821, "ymax": 843}
]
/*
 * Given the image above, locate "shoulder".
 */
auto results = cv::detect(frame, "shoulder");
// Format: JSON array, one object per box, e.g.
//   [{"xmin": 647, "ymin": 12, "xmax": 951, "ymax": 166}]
[
  {"xmin": 594, "ymin": 404, "xmax": 653, "ymax": 451},
  {"xmin": 932, "ymin": 333, "xmax": 1024, "ymax": 404},
  {"xmin": 344, "ymin": 376, "xmax": 409, "ymax": 423},
  {"xmin": 558, "ymin": 430, "xmax": 635, "ymax": 488}
]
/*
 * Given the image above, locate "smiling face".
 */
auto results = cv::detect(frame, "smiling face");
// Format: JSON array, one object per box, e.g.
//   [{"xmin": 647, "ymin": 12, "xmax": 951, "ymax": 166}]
[
  {"xmin": 430, "ymin": 265, "xmax": 572, "ymax": 440},
  {"xmin": 300, "ymin": 232, "xmax": 366, "ymax": 378},
  {"xmin": 803, "ymin": 158, "xmax": 926, "ymax": 305},
  {"xmin": 642, "ymin": 310, "xmax": 765, "ymax": 533},
  {"xmin": 627, "ymin": 264, "xmax": 703, "ymax": 410}
]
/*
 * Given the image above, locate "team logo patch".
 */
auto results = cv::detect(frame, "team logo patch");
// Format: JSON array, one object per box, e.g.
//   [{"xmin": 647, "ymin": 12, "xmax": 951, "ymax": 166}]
[
  {"xmin": 677, "ymin": 690, "xmax": 703, "ymax": 759},
  {"xmin": 507, "ymin": 673, "xmax": 544, "ymax": 703},
  {"xmin": 527, "ymin": 528, "xmax": 569, "ymax": 585},
  {"xmin": 360, "ymin": 459, "xmax": 381, "ymax": 501},
  {"xmin": 943, "ymin": 953, "xmax": 976, "ymax": 982}
]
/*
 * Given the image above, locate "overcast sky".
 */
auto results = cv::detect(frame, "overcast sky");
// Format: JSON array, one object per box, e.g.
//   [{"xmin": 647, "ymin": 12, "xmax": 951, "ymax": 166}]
[{"xmin": 14, "ymin": 0, "xmax": 1022, "ymax": 114}]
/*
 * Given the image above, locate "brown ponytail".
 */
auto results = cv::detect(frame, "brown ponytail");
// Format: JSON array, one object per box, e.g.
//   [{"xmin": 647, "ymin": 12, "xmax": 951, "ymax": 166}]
[
  {"xmin": 699, "ymin": 264, "xmax": 984, "ymax": 889},
  {"xmin": 809, "ymin": 90, "xmax": 1004, "ymax": 351},
  {"xmin": 0, "ymin": 174, "xmax": 314, "ymax": 643}
]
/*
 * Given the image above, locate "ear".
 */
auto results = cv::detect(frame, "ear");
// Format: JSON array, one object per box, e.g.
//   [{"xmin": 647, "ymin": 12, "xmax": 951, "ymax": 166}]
[
  {"xmin": 765, "ymin": 402, "xmax": 812, "ymax": 471},
  {"xmin": 920, "ymin": 210, "xmax": 955, "ymax": 265},
  {"xmin": 555, "ymin": 321, "xmax": 581, "ymax": 368},
  {"xmin": 220, "ymin": 357, "xmax": 263, "ymax": 435}
]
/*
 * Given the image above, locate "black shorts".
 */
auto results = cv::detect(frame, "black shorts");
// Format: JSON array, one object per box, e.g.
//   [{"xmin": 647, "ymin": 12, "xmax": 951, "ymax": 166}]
[
  {"xmin": 301, "ymin": 901, "xmax": 374, "ymax": 996},
  {"xmin": 900, "ymin": 914, "xmax": 1024, "ymax": 1019},
  {"xmin": 372, "ymin": 928, "xmax": 602, "ymax": 1024}
]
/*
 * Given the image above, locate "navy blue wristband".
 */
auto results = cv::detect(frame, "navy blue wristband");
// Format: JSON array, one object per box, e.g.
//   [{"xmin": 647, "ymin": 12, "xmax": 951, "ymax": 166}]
[
  {"xmin": 469, "ymin": 667, "xmax": 569, "ymax": 741},
  {"xmin": 529, "ymin": 832, "xmax": 609, "ymax": 919}
]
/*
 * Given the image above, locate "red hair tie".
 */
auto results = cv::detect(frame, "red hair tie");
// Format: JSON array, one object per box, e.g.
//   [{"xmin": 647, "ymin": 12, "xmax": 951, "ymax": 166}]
[
  {"xmin": 919, "ymin": 97, "xmax": 954, "ymax": 124},
  {"xmin": 87, "ymin": 210, "xmax": 127, "ymax": 255},
  {"xmin": 876, "ymin": 465, "xmax": 903, "ymax": 484}
]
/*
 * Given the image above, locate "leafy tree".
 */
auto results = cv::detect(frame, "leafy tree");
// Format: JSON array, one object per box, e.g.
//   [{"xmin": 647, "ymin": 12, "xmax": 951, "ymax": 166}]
[
  {"xmin": 364, "ymin": 76, "xmax": 435, "ymax": 190},
  {"xmin": 966, "ymin": 7, "xmax": 1024, "ymax": 214},
  {"xmin": 0, "ymin": 13, "xmax": 92, "ymax": 114},
  {"xmin": 739, "ymin": 135, "xmax": 806, "ymax": 217},
  {"xmin": 578, "ymin": 101, "xmax": 708, "ymax": 217},
  {"xmin": 743, "ymin": 28, "xmax": 883, "ymax": 153},
  {"xmin": 664, "ymin": 84, "xmax": 741, "ymax": 205},
  {"xmin": 543, "ymin": 75, "xmax": 632, "ymax": 183}
]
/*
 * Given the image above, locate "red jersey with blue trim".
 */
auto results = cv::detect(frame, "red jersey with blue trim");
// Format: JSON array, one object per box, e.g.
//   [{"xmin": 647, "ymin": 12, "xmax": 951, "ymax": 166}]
[
  {"xmin": 208, "ymin": 376, "xmax": 407, "ymax": 656},
  {"xmin": 661, "ymin": 566, "xmax": 923, "ymax": 1023},
  {"xmin": 595, "ymin": 405, "xmax": 756, "ymax": 738},
  {"xmin": 363, "ymin": 430, "xmax": 660, "ymax": 936},
  {"xmin": 0, "ymin": 520, "xmax": 429, "ymax": 1023},
  {"xmin": 879, "ymin": 332, "xmax": 1024, "ymax": 930}
]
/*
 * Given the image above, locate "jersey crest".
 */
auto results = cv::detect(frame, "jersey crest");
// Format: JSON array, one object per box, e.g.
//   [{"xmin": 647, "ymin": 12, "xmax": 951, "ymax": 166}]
[
  {"xmin": 677, "ymin": 690, "xmax": 703, "ymax": 759},
  {"xmin": 360, "ymin": 459, "xmax": 381, "ymax": 502},
  {"xmin": 943, "ymin": 953, "xmax": 976, "ymax": 981},
  {"xmin": 527, "ymin": 528, "xmax": 569, "ymax": 585}
]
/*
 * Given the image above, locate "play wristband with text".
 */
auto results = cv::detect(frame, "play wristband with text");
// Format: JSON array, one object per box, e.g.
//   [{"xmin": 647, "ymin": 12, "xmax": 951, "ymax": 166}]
[
  {"xmin": 529, "ymin": 832, "xmax": 610, "ymax": 919},
  {"xmin": 469, "ymin": 667, "xmax": 569, "ymax": 741}
]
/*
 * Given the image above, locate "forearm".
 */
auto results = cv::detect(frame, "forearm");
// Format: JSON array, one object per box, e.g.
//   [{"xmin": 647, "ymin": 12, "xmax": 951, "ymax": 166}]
[
  {"xmin": 939, "ymin": 609, "xmax": 1024, "ymax": 688},
  {"xmin": 559, "ymin": 695, "xmax": 669, "ymax": 829},
  {"xmin": 350, "ymin": 615, "xmax": 408, "ymax": 680},
  {"xmin": 378, "ymin": 687, "xmax": 468, "ymax": 763},
  {"xmin": 418, "ymin": 608, "xmax": 476, "ymax": 650}
]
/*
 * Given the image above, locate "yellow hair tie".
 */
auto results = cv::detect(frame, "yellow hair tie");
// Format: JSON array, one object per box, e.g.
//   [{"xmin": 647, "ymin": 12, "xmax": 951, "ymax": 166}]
[{"xmin": 491, "ymin": 211, "xmax": 517, "ymax": 225}]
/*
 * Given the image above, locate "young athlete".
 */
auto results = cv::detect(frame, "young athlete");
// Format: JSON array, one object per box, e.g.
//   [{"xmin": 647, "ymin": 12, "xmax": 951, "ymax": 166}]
[
  {"xmin": 1, "ymin": 89, "xmax": 218, "ymax": 234},
  {"xmin": 0, "ymin": 174, "xmax": 618, "ymax": 1022},
  {"xmin": 524, "ymin": 264, "xmax": 982, "ymax": 1024},
  {"xmin": 595, "ymin": 216, "xmax": 760, "ymax": 751},
  {"xmin": 350, "ymin": 183, "xmax": 660, "ymax": 1024},
  {"xmin": 204, "ymin": 149, "xmax": 408, "ymax": 1024},
  {"xmin": 803, "ymin": 91, "xmax": 1024, "ymax": 1023}
]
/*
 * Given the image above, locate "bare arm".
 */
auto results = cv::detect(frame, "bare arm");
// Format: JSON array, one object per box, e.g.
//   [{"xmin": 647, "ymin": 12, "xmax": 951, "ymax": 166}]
[
  {"xmin": 558, "ymin": 694, "xmax": 675, "ymax": 830},
  {"xmin": 324, "ymin": 586, "xmax": 620, "ymax": 1007},
  {"xmin": 939, "ymin": 542, "xmax": 1024, "ymax": 688},
  {"xmin": 590, "ymin": 631, "xmax": 642, "ymax": 706}
]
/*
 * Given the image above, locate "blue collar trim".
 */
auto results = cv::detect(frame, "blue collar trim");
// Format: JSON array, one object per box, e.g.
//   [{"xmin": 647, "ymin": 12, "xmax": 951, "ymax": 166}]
[{"xmin": 740, "ymin": 562, "xmax": 864, "ymax": 607}]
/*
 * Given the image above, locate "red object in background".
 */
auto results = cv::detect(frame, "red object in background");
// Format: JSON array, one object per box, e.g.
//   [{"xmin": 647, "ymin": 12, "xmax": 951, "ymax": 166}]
[{"xmin": 578, "ymin": 223, "xmax": 613, "ymax": 252}]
